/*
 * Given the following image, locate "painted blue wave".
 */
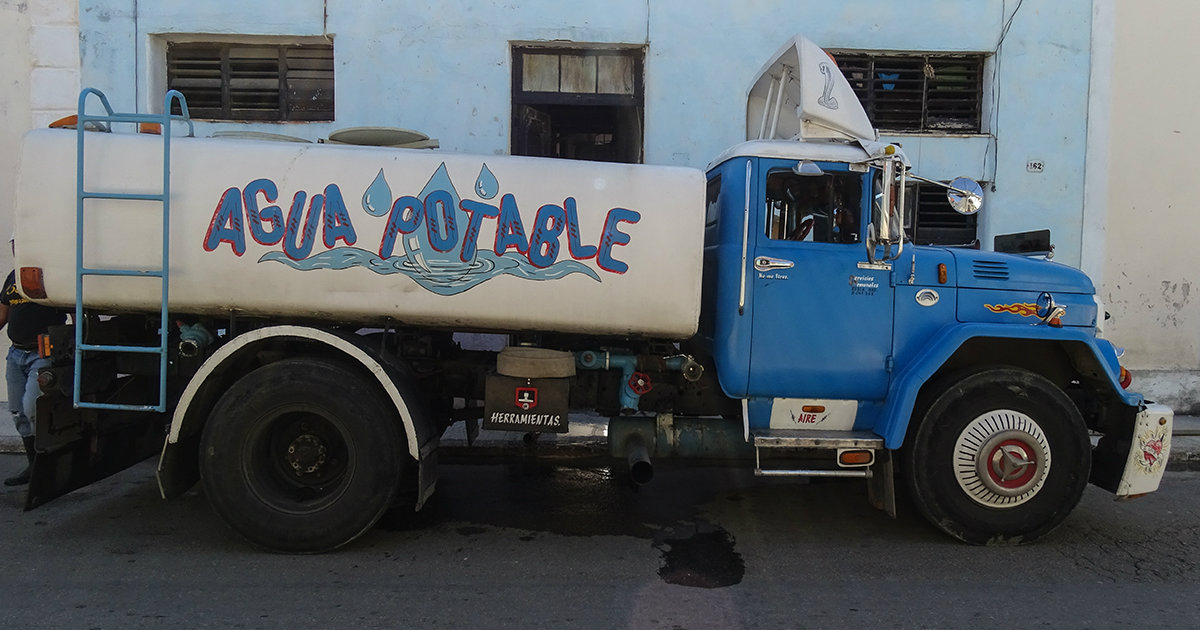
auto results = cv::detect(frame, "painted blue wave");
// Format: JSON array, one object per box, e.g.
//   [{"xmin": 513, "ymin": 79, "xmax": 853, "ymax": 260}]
[{"xmin": 259, "ymin": 247, "xmax": 600, "ymax": 296}]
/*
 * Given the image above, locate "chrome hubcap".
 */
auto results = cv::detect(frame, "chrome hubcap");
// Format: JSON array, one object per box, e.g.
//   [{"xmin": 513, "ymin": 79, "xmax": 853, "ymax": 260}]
[{"xmin": 954, "ymin": 410, "xmax": 1050, "ymax": 508}]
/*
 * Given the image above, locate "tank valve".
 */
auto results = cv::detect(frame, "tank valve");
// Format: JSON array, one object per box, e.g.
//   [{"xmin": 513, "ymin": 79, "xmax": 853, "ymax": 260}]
[{"xmin": 665, "ymin": 355, "xmax": 704, "ymax": 382}]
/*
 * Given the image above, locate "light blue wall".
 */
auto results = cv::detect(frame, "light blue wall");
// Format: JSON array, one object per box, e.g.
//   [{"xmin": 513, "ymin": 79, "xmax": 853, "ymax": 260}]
[{"xmin": 77, "ymin": 0, "xmax": 1094, "ymax": 265}]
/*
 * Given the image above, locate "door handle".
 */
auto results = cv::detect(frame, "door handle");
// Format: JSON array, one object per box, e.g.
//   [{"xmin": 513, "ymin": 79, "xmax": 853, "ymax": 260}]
[{"xmin": 754, "ymin": 256, "xmax": 794, "ymax": 272}]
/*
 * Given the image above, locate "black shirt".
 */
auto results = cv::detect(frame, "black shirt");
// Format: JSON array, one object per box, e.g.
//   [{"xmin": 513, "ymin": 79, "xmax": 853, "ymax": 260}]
[{"xmin": 2, "ymin": 271, "xmax": 66, "ymax": 347}]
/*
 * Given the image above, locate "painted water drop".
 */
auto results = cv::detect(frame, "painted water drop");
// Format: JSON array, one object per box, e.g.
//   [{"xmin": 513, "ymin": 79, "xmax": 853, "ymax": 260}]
[
  {"xmin": 405, "ymin": 163, "xmax": 472, "ymax": 276},
  {"xmin": 475, "ymin": 164, "xmax": 499, "ymax": 199},
  {"xmin": 362, "ymin": 168, "xmax": 392, "ymax": 217}
]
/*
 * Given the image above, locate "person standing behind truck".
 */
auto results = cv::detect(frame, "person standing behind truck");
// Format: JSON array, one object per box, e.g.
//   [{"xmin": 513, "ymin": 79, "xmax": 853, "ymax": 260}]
[{"xmin": 0, "ymin": 236, "xmax": 66, "ymax": 486}]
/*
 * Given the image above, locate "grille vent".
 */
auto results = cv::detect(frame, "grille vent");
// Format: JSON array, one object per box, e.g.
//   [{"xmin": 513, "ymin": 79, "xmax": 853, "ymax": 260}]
[{"xmin": 973, "ymin": 260, "xmax": 1010, "ymax": 281}]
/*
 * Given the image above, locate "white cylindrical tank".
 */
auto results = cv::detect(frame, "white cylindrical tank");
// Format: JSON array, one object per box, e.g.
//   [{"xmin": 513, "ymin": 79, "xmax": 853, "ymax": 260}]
[{"xmin": 14, "ymin": 129, "xmax": 705, "ymax": 338}]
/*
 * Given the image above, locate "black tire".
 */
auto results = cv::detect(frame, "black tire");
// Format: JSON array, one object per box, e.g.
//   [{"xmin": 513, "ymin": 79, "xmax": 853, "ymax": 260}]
[
  {"xmin": 903, "ymin": 367, "xmax": 1091, "ymax": 545},
  {"xmin": 200, "ymin": 358, "xmax": 404, "ymax": 553}
]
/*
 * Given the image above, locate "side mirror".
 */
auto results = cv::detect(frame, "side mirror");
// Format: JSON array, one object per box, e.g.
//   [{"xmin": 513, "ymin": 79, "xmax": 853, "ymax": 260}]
[
  {"xmin": 865, "ymin": 158, "xmax": 903, "ymax": 265},
  {"xmin": 947, "ymin": 177, "xmax": 984, "ymax": 215}
]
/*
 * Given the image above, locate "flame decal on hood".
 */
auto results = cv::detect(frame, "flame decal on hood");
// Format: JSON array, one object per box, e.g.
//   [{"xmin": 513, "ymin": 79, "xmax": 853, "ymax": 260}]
[{"xmin": 984, "ymin": 302, "xmax": 1039, "ymax": 317}]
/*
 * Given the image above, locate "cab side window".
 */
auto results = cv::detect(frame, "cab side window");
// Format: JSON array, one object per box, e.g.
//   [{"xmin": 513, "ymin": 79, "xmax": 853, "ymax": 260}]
[{"xmin": 764, "ymin": 170, "xmax": 862, "ymax": 244}]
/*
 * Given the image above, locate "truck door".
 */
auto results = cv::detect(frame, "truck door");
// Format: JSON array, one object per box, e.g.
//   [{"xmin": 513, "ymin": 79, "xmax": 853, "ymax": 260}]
[{"xmin": 746, "ymin": 162, "xmax": 893, "ymax": 402}]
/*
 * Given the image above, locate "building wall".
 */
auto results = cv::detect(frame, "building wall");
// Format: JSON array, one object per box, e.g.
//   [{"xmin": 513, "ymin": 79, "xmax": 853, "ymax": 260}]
[
  {"xmin": 0, "ymin": 1, "xmax": 34, "ymax": 266},
  {"xmin": 76, "ymin": 0, "xmax": 1096, "ymax": 266},
  {"xmin": 0, "ymin": 0, "xmax": 79, "ymax": 364},
  {"xmin": 59, "ymin": 0, "xmax": 1199, "ymax": 406},
  {"xmin": 1, "ymin": 0, "xmax": 80, "ymax": 257},
  {"xmin": 1092, "ymin": 0, "xmax": 1200, "ymax": 411}
]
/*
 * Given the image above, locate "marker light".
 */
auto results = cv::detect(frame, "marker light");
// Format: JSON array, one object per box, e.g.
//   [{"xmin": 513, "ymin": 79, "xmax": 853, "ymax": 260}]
[
  {"xmin": 1118, "ymin": 366, "xmax": 1133, "ymax": 389},
  {"xmin": 838, "ymin": 449, "xmax": 874, "ymax": 467},
  {"xmin": 48, "ymin": 115, "xmax": 78, "ymax": 128},
  {"xmin": 937, "ymin": 263, "xmax": 948, "ymax": 284}
]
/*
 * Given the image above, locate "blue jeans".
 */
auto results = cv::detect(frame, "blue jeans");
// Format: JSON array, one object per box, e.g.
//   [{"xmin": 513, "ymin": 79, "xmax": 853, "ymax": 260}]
[{"xmin": 7, "ymin": 347, "xmax": 49, "ymax": 439}]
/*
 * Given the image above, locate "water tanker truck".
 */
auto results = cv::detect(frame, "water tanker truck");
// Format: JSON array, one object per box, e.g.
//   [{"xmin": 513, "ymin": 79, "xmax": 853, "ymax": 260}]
[{"xmin": 9, "ymin": 36, "xmax": 1171, "ymax": 551}]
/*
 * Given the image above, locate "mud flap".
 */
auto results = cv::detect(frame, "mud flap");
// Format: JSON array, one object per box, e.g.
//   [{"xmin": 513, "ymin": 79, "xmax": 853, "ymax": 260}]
[
  {"xmin": 26, "ymin": 392, "xmax": 168, "ymax": 510},
  {"xmin": 1091, "ymin": 402, "xmax": 1172, "ymax": 497},
  {"xmin": 417, "ymin": 439, "xmax": 439, "ymax": 509},
  {"xmin": 867, "ymin": 449, "xmax": 897, "ymax": 518}
]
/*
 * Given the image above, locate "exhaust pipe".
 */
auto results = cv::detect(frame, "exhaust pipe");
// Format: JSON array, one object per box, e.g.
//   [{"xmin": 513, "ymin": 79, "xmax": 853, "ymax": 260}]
[{"xmin": 625, "ymin": 434, "xmax": 654, "ymax": 485}]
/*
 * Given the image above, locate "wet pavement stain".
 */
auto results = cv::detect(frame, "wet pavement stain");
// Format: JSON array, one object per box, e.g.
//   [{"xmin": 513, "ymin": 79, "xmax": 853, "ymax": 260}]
[
  {"xmin": 654, "ymin": 522, "xmax": 744, "ymax": 588},
  {"xmin": 377, "ymin": 462, "xmax": 753, "ymax": 588}
]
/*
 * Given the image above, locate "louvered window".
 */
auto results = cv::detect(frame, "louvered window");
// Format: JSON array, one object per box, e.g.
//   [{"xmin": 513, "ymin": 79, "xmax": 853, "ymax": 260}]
[
  {"xmin": 167, "ymin": 43, "xmax": 334, "ymax": 121},
  {"xmin": 907, "ymin": 183, "xmax": 979, "ymax": 246},
  {"xmin": 834, "ymin": 53, "xmax": 984, "ymax": 133}
]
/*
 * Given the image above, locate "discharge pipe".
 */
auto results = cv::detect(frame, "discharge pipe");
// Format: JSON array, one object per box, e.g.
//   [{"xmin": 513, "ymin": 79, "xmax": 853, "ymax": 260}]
[
  {"xmin": 625, "ymin": 433, "xmax": 654, "ymax": 485},
  {"xmin": 177, "ymin": 322, "xmax": 215, "ymax": 358}
]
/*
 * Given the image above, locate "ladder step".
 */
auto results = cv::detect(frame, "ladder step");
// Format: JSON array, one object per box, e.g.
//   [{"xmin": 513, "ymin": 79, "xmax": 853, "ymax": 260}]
[
  {"xmin": 754, "ymin": 468, "xmax": 872, "ymax": 479},
  {"xmin": 751, "ymin": 429, "xmax": 884, "ymax": 450},
  {"xmin": 79, "ymin": 343, "xmax": 164, "ymax": 355},
  {"xmin": 80, "ymin": 267, "xmax": 164, "ymax": 278},
  {"xmin": 75, "ymin": 401, "xmax": 163, "ymax": 413},
  {"xmin": 81, "ymin": 191, "xmax": 165, "ymax": 202},
  {"xmin": 79, "ymin": 111, "xmax": 181, "ymax": 126}
]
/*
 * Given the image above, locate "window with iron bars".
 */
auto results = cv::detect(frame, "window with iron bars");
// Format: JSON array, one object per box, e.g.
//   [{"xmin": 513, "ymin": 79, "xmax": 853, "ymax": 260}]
[
  {"xmin": 167, "ymin": 43, "xmax": 334, "ymax": 121},
  {"xmin": 904, "ymin": 183, "xmax": 979, "ymax": 247},
  {"xmin": 834, "ymin": 53, "xmax": 984, "ymax": 133}
]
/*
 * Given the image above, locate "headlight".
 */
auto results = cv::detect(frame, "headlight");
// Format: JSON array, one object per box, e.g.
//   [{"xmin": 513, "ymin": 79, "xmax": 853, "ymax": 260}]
[{"xmin": 1093, "ymin": 295, "xmax": 1105, "ymax": 337}]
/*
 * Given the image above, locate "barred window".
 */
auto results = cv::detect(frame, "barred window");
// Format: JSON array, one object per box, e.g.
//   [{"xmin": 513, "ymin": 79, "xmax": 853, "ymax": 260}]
[
  {"xmin": 834, "ymin": 53, "xmax": 984, "ymax": 133},
  {"xmin": 167, "ymin": 43, "xmax": 334, "ymax": 121},
  {"xmin": 906, "ymin": 183, "xmax": 979, "ymax": 246}
]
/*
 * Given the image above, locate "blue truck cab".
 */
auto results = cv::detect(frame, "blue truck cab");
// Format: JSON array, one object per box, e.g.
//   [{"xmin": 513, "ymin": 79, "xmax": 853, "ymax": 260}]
[{"xmin": 699, "ymin": 137, "xmax": 1172, "ymax": 544}]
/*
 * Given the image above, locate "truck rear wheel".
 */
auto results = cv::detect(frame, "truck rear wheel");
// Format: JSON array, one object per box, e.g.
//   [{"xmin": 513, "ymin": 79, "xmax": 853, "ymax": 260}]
[
  {"xmin": 904, "ymin": 367, "xmax": 1091, "ymax": 545},
  {"xmin": 200, "ymin": 358, "xmax": 404, "ymax": 553}
]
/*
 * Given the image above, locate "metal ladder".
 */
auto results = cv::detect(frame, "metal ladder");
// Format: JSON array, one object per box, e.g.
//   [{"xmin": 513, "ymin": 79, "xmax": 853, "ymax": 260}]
[{"xmin": 74, "ymin": 88, "xmax": 194, "ymax": 412}]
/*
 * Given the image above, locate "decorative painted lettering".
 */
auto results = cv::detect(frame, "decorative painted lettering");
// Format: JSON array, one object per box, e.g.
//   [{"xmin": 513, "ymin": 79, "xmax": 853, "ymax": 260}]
[{"xmin": 203, "ymin": 162, "xmax": 640, "ymax": 295}]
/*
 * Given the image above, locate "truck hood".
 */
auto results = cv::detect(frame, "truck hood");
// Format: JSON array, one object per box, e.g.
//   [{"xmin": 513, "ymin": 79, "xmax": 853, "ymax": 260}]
[
  {"xmin": 949, "ymin": 249, "xmax": 1095, "ymax": 294},
  {"xmin": 949, "ymin": 250, "xmax": 1098, "ymax": 328}
]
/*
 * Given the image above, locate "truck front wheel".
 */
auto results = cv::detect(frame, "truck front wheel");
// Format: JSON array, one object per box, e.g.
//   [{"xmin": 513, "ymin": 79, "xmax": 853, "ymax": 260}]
[
  {"xmin": 200, "ymin": 358, "xmax": 404, "ymax": 552},
  {"xmin": 904, "ymin": 367, "xmax": 1091, "ymax": 545}
]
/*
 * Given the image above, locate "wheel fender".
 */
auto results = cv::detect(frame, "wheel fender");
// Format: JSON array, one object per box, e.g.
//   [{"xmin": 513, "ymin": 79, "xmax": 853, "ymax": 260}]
[
  {"xmin": 877, "ymin": 323, "xmax": 1142, "ymax": 449},
  {"xmin": 157, "ymin": 325, "xmax": 438, "ymax": 503}
]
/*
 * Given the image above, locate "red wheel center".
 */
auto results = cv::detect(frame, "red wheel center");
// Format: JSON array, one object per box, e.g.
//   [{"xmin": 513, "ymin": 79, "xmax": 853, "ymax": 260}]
[{"xmin": 986, "ymin": 439, "xmax": 1038, "ymax": 489}]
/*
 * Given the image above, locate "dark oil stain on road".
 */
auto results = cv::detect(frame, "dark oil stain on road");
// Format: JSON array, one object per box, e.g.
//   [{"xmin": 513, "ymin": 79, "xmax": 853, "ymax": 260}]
[
  {"xmin": 654, "ymin": 523, "xmax": 745, "ymax": 588},
  {"xmin": 379, "ymin": 462, "xmax": 749, "ymax": 587}
]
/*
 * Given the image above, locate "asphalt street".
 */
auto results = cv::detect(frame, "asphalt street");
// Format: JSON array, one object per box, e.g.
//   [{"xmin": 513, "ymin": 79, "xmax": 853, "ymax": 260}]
[{"xmin": 0, "ymin": 455, "xmax": 1197, "ymax": 629}]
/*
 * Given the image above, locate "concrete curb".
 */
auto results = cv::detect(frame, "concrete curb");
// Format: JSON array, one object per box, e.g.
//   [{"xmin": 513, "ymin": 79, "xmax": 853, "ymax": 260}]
[{"xmin": 0, "ymin": 437, "xmax": 22, "ymax": 454}]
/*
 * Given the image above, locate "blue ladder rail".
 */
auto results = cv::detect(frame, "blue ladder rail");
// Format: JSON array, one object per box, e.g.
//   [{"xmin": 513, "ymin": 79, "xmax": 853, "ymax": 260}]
[{"xmin": 74, "ymin": 88, "xmax": 194, "ymax": 413}]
